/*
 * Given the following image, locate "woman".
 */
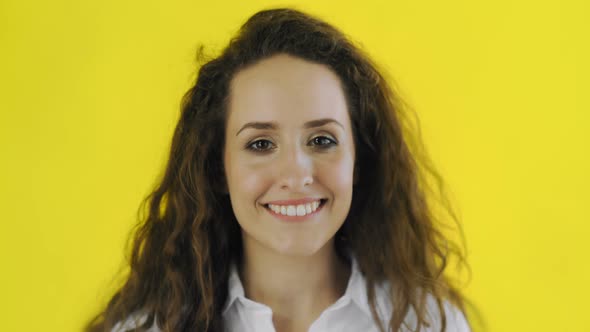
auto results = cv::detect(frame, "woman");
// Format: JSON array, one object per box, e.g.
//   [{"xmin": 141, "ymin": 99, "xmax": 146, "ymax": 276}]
[{"xmin": 85, "ymin": 7, "xmax": 472, "ymax": 332}]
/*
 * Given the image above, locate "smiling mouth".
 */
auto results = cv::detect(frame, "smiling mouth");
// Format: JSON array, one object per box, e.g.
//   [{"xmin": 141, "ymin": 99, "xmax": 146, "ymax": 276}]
[{"xmin": 263, "ymin": 199, "xmax": 327, "ymax": 218}]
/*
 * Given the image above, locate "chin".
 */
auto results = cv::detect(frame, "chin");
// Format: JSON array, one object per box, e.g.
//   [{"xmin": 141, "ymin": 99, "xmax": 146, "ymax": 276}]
[{"xmin": 268, "ymin": 238, "xmax": 332, "ymax": 257}]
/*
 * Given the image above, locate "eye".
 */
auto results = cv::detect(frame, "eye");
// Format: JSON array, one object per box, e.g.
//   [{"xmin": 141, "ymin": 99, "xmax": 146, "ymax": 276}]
[
  {"xmin": 309, "ymin": 136, "xmax": 337, "ymax": 148},
  {"xmin": 246, "ymin": 139, "xmax": 275, "ymax": 152}
]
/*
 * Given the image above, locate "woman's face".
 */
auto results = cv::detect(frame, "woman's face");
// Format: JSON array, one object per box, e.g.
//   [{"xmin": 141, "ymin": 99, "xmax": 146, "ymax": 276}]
[{"xmin": 223, "ymin": 54, "xmax": 356, "ymax": 257}]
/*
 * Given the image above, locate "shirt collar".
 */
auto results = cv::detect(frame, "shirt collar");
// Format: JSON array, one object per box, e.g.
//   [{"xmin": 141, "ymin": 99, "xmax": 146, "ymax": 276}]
[
  {"xmin": 222, "ymin": 258, "xmax": 246, "ymax": 315},
  {"xmin": 221, "ymin": 250, "xmax": 389, "ymax": 320}
]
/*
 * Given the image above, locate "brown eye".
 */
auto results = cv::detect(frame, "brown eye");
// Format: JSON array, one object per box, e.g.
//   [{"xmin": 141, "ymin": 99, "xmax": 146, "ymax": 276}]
[
  {"xmin": 246, "ymin": 139, "xmax": 275, "ymax": 152},
  {"xmin": 309, "ymin": 136, "xmax": 337, "ymax": 148}
]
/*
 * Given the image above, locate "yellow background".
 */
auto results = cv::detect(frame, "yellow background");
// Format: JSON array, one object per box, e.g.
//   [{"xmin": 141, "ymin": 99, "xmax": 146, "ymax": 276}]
[{"xmin": 1, "ymin": 0, "xmax": 588, "ymax": 331}]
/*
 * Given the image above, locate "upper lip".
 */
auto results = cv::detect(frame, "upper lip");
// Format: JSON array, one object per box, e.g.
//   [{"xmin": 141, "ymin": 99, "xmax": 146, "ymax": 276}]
[{"xmin": 264, "ymin": 197, "xmax": 325, "ymax": 206}]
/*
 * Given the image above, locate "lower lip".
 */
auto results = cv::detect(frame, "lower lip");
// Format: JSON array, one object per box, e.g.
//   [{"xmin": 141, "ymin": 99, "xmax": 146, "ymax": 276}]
[{"xmin": 264, "ymin": 200, "xmax": 326, "ymax": 222}]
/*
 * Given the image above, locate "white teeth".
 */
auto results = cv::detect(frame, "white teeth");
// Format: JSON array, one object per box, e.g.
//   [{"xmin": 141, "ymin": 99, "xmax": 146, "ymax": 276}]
[
  {"xmin": 296, "ymin": 205, "xmax": 306, "ymax": 216},
  {"xmin": 287, "ymin": 206, "xmax": 296, "ymax": 216},
  {"xmin": 267, "ymin": 200, "xmax": 323, "ymax": 217}
]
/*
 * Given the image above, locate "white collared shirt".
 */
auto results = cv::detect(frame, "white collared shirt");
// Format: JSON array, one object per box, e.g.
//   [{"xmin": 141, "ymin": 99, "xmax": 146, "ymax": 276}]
[{"xmin": 112, "ymin": 253, "xmax": 470, "ymax": 332}]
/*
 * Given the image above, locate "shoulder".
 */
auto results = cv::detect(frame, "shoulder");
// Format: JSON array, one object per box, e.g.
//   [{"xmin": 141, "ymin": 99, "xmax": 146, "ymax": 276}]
[
  {"xmin": 111, "ymin": 311, "xmax": 161, "ymax": 332},
  {"xmin": 414, "ymin": 293, "xmax": 471, "ymax": 332},
  {"xmin": 372, "ymin": 282, "xmax": 470, "ymax": 332}
]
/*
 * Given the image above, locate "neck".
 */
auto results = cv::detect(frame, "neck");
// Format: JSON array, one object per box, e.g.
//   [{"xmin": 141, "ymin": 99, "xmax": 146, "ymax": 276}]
[{"xmin": 238, "ymin": 238, "xmax": 351, "ymax": 329}]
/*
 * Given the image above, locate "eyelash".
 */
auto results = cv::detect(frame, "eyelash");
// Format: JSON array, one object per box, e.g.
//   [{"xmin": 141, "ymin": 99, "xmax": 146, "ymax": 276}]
[{"xmin": 246, "ymin": 136, "xmax": 338, "ymax": 153}]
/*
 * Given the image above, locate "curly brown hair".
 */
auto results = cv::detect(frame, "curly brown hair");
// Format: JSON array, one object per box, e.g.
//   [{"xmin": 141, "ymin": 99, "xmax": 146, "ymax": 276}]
[{"xmin": 85, "ymin": 7, "xmax": 471, "ymax": 332}]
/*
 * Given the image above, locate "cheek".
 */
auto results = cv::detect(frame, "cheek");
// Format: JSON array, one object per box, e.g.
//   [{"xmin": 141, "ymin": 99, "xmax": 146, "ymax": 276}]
[
  {"xmin": 317, "ymin": 155, "xmax": 355, "ymax": 197},
  {"xmin": 227, "ymin": 156, "xmax": 271, "ymax": 203}
]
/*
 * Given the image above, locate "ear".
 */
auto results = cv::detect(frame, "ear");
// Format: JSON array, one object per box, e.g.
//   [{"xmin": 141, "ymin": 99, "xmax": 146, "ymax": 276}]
[
  {"xmin": 213, "ymin": 170, "xmax": 229, "ymax": 194},
  {"xmin": 216, "ymin": 163, "xmax": 229, "ymax": 194},
  {"xmin": 353, "ymin": 163, "xmax": 360, "ymax": 185},
  {"xmin": 219, "ymin": 177, "xmax": 229, "ymax": 194}
]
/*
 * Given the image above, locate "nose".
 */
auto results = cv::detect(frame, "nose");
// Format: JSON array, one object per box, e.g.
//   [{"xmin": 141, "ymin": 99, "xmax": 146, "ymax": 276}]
[{"xmin": 277, "ymin": 145, "xmax": 314, "ymax": 191}]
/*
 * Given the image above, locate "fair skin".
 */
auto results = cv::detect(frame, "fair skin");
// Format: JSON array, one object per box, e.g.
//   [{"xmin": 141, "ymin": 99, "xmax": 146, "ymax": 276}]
[{"xmin": 223, "ymin": 54, "xmax": 356, "ymax": 332}]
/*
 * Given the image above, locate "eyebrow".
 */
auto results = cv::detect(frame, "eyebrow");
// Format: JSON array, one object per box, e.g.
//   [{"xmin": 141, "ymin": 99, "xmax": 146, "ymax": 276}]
[{"xmin": 235, "ymin": 118, "xmax": 344, "ymax": 136}]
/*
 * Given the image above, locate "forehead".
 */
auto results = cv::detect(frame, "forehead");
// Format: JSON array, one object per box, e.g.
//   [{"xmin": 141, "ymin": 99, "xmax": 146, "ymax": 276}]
[{"xmin": 227, "ymin": 54, "xmax": 349, "ymax": 125}]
